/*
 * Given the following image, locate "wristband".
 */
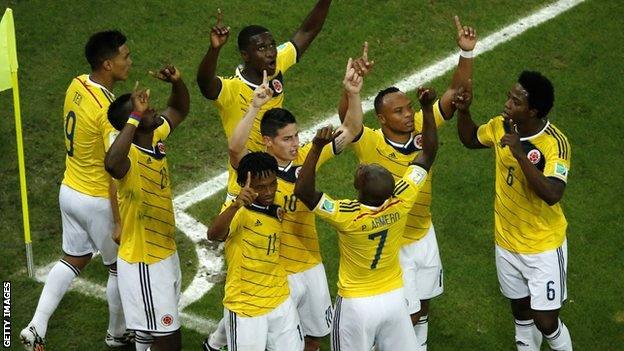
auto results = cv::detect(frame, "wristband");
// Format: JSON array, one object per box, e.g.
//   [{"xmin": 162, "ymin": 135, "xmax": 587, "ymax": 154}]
[
  {"xmin": 460, "ymin": 49, "xmax": 474, "ymax": 59},
  {"xmin": 127, "ymin": 112, "xmax": 142, "ymax": 127}
]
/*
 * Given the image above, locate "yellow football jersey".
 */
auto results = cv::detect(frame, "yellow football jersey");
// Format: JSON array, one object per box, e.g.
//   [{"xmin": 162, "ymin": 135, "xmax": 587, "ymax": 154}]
[
  {"xmin": 351, "ymin": 101, "xmax": 446, "ymax": 244},
  {"xmin": 116, "ymin": 118, "xmax": 176, "ymax": 264},
  {"xmin": 223, "ymin": 203, "xmax": 290, "ymax": 317},
  {"xmin": 313, "ymin": 165, "xmax": 429, "ymax": 298},
  {"xmin": 62, "ymin": 74, "xmax": 116, "ymax": 198},
  {"xmin": 276, "ymin": 142, "xmax": 335, "ymax": 274},
  {"xmin": 477, "ymin": 116, "xmax": 571, "ymax": 254},
  {"xmin": 215, "ymin": 41, "xmax": 298, "ymax": 199}
]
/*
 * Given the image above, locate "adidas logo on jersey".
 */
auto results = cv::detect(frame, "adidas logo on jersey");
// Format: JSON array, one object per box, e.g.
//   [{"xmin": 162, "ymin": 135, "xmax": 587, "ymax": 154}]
[
  {"xmin": 255, "ymin": 219, "xmax": 262, "ymax": 226},
  {"xmin": 388, "ymin": 152, "xmax": 397, "ymax": 159}
]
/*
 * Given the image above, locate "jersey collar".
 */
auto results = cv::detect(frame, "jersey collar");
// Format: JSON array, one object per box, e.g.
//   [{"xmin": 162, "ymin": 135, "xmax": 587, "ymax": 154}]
[
  {"xmin": 361, "ymin": 198, "xmax": 390, "ymax": 211},
  {"xmin": 278, "ymin": 161, "xmax": 293, "ymax": 172},
  {"xmin": 519, "ymin": 120, "xmax": 550, "ymax": 141},
  {"xmin": 235, "ymin": 66, "xmax": 262, "ymax": 89},
  {"xmin": 86, "ymin": 75, "xmax": 115, "ymax": 99},
  {"xmin": 383, "ymin": 133, "xmax": 419, "ymax": 154}
]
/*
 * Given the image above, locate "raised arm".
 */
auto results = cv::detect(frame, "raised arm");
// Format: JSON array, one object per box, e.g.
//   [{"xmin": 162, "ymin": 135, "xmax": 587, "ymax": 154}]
[
  {"xmin": 228, "ymin": 71, "xmax": 273, "ymax": 169},
  {"xmin": 454, "ymin": 81, "xmax": 486, "ymax": 149},
  {"xmin": 105, "ymin": 88, "xmax": 149, "ymax": 179},
  {"xmin": 290, "ymin": 0, "xmax": 332, "ymax": 58},
  {"xmin": 338, "ymin": 42, "xmax": 374, "ymax": 121},
  {"xmin": 196, "ymin": 9, "xmax": 230, "ymax": 100},
  {"xmin": 439, "ymin": 16, "xmax": 477, "ymax": 119},
  {"xmin": 500, "ymin": 119, "xmax": 566, "ymax": 205},
  {"xmin": 151, "ymin": 65, "xmax": 190, "ymax": 130},
  {"xmin": 207, "ymin": 172, "xmax": 258, "ymax": 241},
  {"xmin": 294, "ymin": 126, "xmax": 338, "ymax": 209},
  {"xmin": 333, "ymin": 57, "xmax": 364, "ymax": 152},
  {"xmin": 411, "ymin": 88, "xmax": 438, "ymax": 170}
]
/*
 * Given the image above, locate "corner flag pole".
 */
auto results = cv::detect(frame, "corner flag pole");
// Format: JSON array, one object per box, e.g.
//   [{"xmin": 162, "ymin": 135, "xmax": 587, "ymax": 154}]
[{"xmin": 1, "ymin": 8, "xmax": 33, "ymax": 278}]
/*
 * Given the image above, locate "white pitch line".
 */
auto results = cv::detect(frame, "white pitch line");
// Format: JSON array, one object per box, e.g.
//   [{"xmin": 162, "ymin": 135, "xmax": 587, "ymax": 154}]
[
  {"xmin": 33, "ymin": 263, "xmax": 217, "ymax": 333},
  {"xmin": 30, "ymin": 0, "xmax": 585, "ymax": 336},
  {"xmin": 172, "ymin": 0, "xmax": 585, "ymax": 211}
]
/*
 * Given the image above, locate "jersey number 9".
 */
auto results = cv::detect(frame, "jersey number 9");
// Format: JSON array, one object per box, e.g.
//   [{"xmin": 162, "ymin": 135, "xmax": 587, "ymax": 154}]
[{"xmin": 64, "ymin": 111, "xmax": 77, "ymax": 156}]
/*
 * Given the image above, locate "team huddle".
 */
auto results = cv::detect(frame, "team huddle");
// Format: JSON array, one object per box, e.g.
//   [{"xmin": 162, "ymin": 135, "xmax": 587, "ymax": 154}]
[{"xmin": 19, "ymin": 1, "xmax": 574, "ymax": 351}]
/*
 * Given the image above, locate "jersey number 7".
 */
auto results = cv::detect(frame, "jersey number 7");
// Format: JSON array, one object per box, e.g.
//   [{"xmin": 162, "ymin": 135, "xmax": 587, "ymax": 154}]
[{"xmin": 368, "ymin": 229, "xmax": 388, "ymax": 269}]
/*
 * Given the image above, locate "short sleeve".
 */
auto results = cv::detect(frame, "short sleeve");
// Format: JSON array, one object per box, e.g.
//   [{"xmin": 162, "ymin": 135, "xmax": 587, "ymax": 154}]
[
  {"xmin": 227, "ymin": 208, "xmax": 243, "ymax": 238},
  {"xmin": 543, "ymin": 136, "xmax": 571, "ymax": 183},
  {"xmin": 476, "ymin": 117, "xmax": 498, "ymax": 148},
  {"xmin": 351, "ymin": 126, "xmax": 375, "ymax": 158},
  {"xmin": 413, "ymin": 99, "xmax": 446, "ymax": 132},
  {"xmin": 214, "ymin": 76, "xmax": 237, "ymax": 108},
  {"xmin": 276, "ymin": 41, "xmax": 298, "ymax": 73},
  {"xmin": 153, "ymin": 116, "xmax": 172, "ymax": 142},
  {"xmin": 313, "ymin": 193, "xmax": 356, "ymax": 229},
  {"xmin": 393, "ymin": 165, "xmax": 428, "ymax": 206}
]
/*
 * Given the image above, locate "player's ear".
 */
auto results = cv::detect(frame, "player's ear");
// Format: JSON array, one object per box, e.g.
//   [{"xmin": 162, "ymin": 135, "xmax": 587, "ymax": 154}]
[
  {"xmin": 102, "ymin": 59, "xmax": 113, "ymax": 72},
  {"xmin": 377, "ymin": 113, "xmax": 387, "ymax": 126},
  {"xmin": 240, "ymin": 49, "xmax": 250, "ymax": 63},
  {"xmin": 262, "ymin": 135, "xmax": 272, "ymax": 147},
  {"xmin": 528, "ymin": 108, "xmax": 539, "ymax": 119}
]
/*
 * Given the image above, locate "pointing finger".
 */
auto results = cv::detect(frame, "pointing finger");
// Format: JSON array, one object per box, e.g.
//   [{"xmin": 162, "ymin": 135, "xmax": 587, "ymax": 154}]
[
  {"xmin": 245, "ymin": 171, "xmax": 252, "ymax": 188},
  {"xmin": 362, "ymin": 41, "xmax": 369, "ymax": 61},
  {"xmin": 262, "ymin": 70, "xmax": 268, "ymax": 85},
  {"xmin": 216, "ymin": 8, "xmax": 223, "ymax": 25},
  {"xmin": 454, "ymin": 15, "xmax": 462, "ymax": 32}
]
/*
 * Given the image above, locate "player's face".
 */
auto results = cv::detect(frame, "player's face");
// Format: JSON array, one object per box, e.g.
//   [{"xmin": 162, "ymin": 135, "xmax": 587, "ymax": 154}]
[
  {"xmin": 242, "ymin": 32, "xmax": 277, "ymax": 76},
  {"xmin": 378, "ymin": 91, "xmax": 415, "ymax": 134},
  {"xmin": 502, "ymin": 83, "xmax": 533, "ymax": 124},
  {"xmin": 265, "ymin": 123, "xmax": 300, "ymax": 162},
  {"xmin": 109, "ymin": 44, "xmax": 132, "ymax": 82},
  {"xmin": 250, "ymin": 173, "xmax": 278, "ymax": 206},
  {"xmin": 138, "ymin": 108, "xmax": 163, "ymax": 132}
]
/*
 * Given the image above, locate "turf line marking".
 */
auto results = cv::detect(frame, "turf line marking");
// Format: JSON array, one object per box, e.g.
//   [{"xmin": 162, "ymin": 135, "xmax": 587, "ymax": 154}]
[
  {"xmin": 31, "ymin": 0, "xmax": 584, "ymax": 334},
  {"xmin": 33, "ymin": 263, "xmax": 217, "ymax": 333}
]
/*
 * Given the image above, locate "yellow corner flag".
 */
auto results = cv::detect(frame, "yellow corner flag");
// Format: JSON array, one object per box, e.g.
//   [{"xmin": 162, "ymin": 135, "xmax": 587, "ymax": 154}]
[
  {"xmin": 0, "ymin": 8, "xmax": 18, "ymax": 90},
  {"xmin": 1, "ymin": 8, "xmax": 33, "ymax": 278}
]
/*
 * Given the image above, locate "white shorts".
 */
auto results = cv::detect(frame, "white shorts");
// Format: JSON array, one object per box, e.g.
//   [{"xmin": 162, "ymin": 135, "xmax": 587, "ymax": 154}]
[
  {"xmin": 331, "ymin": 288, "xmax": 417, "ymax": 351},
  {"xmin": 287, "ymin": 263, "xmax": 333, "ymax": 338},
  {"xmin": 495, "ymin": 240, "xmax": 568, "ymax": 311},
  {"xmin": 118, "ymin": 252, "xmax": 181, "ymax": 334},
  {"xmin": 59, "ymin": 184, "xmax": 118, "ymax": 265},
  {"xmin": 399, "ymin": 225, "xmax": 444, "ymax": 314},
  {"xmin": 225, "ymin": 297, "xmax": 304, "ymax": 351}
]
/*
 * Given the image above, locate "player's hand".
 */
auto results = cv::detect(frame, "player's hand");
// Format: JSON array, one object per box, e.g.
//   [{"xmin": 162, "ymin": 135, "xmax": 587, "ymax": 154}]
[
  {"xmin": 312, "ymin": 125, "xmax": 342, "ymax": 147},
  {"xmin": 235, "ymin": 172, "xmax": 258, "ymax": 208},
  {"xmin": 149, "ymin": 64, "xmax": 181, "ymax": 83},
  {"xmin": 454, "ymin": 16, "xmax": 477, "ymax": 52},
  {"xmin": 111, "ymin": 222, "xmax": 121, "ymax": 245},
  {"xmin": 500, "ymin": 118, "xmax": 524, "ymax": 159},
  {"xmin": 252, "ymin": 70, "xmax": 274, "ymax": 108},
  {"xmin": 343, "ymin": 58, "xmax": 363, "ymax": 95},
  {"xmin": 352, "ymin": 41, "xmax": 374, "ymax": 78},
  {"xmin": 451, "ymin": 79, "xmax": 473, "ymax": 112},
  {"xmin": 417, "ymin": 87, "xmax": 437, "ymax": 108},
  {"xmin": 211, "ymin": 8, "xmax": 230, "ymax": 49},
  {"xmin": 131, "ymin": 82, "xmax": 150, "ymax": 113}
]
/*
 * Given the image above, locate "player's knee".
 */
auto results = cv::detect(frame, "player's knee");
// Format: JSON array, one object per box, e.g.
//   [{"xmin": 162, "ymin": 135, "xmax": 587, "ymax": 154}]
[
  {"xmin": 509, "ymin": 297, "xmax": 532, "ymax": 320},
  {"xmin": 62, "ymin": 253, "xmax": 92, "ymax": 270},
  {"xmin": 419, "ymin": 299, "xmax": 430, "ymax": 315},
  {"xmin": 533, "ymin": 312, "xmax": 559, "ymax": 335},
  {"xmin": 304, "ymin": 335, "xmax": 322, "ymax": 351}
]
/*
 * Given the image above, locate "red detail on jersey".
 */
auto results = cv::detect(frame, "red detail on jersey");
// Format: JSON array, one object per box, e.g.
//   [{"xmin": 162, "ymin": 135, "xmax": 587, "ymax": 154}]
[
  {"xmin": 527, "ymin": 149, "xmax": 541, "ymax": 164},
  {"xmin": 75, "ymin": 78, "xmax": 103, "ymax": 108},
  {"xmin": 271, "ymin": 79, "xmax": 283, "ymax": 94},
  {"xmin": 414, "ymin": 134, "xmax": 423, "ymax": 149},
  {"xmin": 161, "ymin": 314, "xmax": 173, "ymax": 327},
  {"xmin": 157, "ymin": 142, "xmax": 166, "ymax": 153}
]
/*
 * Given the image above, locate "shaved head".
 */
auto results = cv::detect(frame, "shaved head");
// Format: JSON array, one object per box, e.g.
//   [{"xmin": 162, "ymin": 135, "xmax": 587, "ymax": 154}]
[{"xmin": 355, "ymin": 163, "xmax": 395, "ymax": 206}]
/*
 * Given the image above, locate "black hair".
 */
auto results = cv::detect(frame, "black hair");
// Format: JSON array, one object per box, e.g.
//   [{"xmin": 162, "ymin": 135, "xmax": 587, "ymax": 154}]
[
  {"xmin": 374, "ymin": 86, "xmax": 401, "ymax": 114},
  {"xmin": 85, "ymin": 30, "xmax": 127, "ymax": 70},
  {"xmin": 361, "ymin": 164, "xmax": 395, "ymax": 205},
  {"xmin": 238, "ymin": 25, "xmax": 270, "ymax": 51},
  {"xmin": 107, "ymin": 93, "xmax": 132, "ymax": 131},
  {"xmin": 260, "ymin": 108, "xmax": 297, "ymax": 137},
  {"xmin": 518, "ymin": 71, "xmax": 554, "ymax": 119},
  {"xmin": 237, "ymin": 152, "xmax": 278, "ymax": 185}
]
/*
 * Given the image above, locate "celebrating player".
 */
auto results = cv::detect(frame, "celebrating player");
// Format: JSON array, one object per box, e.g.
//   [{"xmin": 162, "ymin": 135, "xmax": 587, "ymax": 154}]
[
  {"xmin": 20, "ymin": 30, "xmax": 132, "ymax": 351},
  {"xmin": 295, "ymin": 86, "xmax": 439, "ymax": 351},
  {"xmin": 104, "ymin": 65, "xmax": 190, "ymax": 351},
  {"xmin": 214, "ymin": 57, "xmax": 363, "ymax": 350},
  {"xmin": 337, "ymin": 16, "xmax": 476, "ymax": 349},
  {"xmin": 207, "ymin": 152, "xmax": 304, "ymax": 351},
  {"xmin": 196, "ymin": 0, "xmax": 332, "ymax": 207},
  {"xmin": 455, "ymin": 72, "xmax": 572, "ymax": 351}
]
